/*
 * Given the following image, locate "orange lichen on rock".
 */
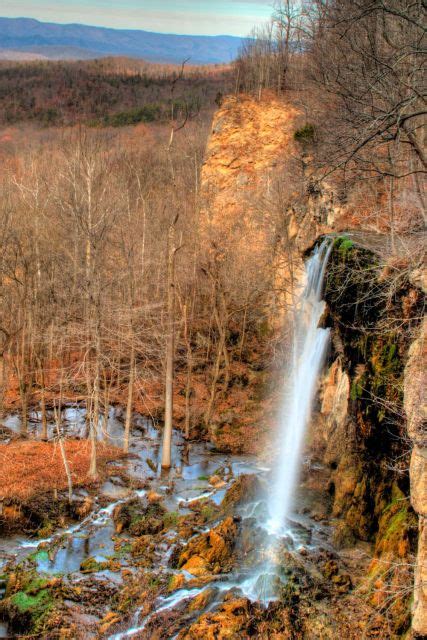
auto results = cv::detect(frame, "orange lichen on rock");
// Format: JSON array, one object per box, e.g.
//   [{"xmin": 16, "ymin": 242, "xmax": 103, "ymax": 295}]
[
  {"xmin": 0, "ymin": 440, "xmax": 125, "ymax": 501},
  {"xmin": 178, "ymin": 598, "xmax": 254, "ymax": 640},
  {"xmin": 178, "ymin": 516, "xmax": 238, "ymax": 576}
]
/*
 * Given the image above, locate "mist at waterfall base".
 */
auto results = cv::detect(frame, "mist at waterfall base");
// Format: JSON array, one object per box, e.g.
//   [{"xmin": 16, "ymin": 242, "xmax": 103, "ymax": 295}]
[{"xmin": 240, "ymin": 239, "xmax": 333, "ymax": 603}]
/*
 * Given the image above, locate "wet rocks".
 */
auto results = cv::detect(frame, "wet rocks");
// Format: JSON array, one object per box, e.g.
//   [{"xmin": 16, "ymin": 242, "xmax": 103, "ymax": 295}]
[
  {"xmin": 99, "ymin": 611, "xmax": 121, "ymax": 635},
  {"xmin": 184, "ymin": 498, "xmax": 220, "ymax": 526},
  {"xmin": 208, "ymin": 475, "xmax": 226, "ymax": 489},
  {"xmin": 331, "ymin": 521, "xmax": 356, "ymax": 549},
  {"xmin": 188, "ymin": 587, "xmax": 217, "ymax": 612},
  {"xmin": 73, "ymin": 496, "xmax": 94, "ymax": 519},
  {"xmin": 168, "ymin": 573, "xmax": 186, "ymax": 592},
  {"xmin": 112, "ymin": 497, "xmax": 166, "ymax": 536},
  {"xmin": 178, "ymin": 597, "xmax": 255, "ymax": 639},
  {"xmin": 112, "ymin": 502, "xmax": 132, "ymax": 534},
  {"xmin": 0, "ymin": 569, "xmax": 60, "ymax": 636},
  {"xmin": 131, "ymin": 535, "xmax": 156, "ymax": 566},
  {"xmin": 220, "ymin": 474, "xmax": 262, "ymax": 514},
  {"xmin": 130, "ymin": 512, "xmax": 164, "ymax": 536},
  {"xmin": 147, "ymin": 490, "xmax": 163, "ymax": 504},
  {"xmin": 322, "ymin": 559, "xmax": 352, "ymax": 593},
  {"xmin": 178, "ymin": 517, "xmax": 238, "ymax": 577},
  {"xmin": 79, "ymin": 557, "xmax": 111, "ymax": 574}
]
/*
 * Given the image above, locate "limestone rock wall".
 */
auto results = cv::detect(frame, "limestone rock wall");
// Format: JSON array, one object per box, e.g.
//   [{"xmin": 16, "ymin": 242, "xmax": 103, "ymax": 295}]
[
  {"xmin": 404, "ymin": 317, "xmax": 427, "ymax": 637},
  {"xmin": 309, "ymin": 240, "xmax": 425, "ymax": 636}
]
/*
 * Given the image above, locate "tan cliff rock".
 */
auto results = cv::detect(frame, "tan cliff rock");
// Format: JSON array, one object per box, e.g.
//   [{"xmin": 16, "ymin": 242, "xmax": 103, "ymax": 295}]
[
  {"xmin": 404, "ymin": 317, "xmax": 427, "ymax": 637},
  {"xmin": 178, "ymin": 516, "xmax": 238, "ymax": 577},
  {"xmin": 200, "ymin": 93, "xmax": 303, "ymax": 324},
  {"xmin": 201, "ymin": 92, "xmax": 299, "ymax": 230}
]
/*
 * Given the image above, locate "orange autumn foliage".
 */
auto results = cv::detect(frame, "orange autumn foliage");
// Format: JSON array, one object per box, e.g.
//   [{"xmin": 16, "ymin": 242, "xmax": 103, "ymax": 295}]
[{"xmin": 0, "ymin": 440, "xmax": 125, "ymax": 501}]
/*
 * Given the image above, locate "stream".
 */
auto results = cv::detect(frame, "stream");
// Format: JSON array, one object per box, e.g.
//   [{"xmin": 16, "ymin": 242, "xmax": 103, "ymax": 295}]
[
  {"xmin": 0, "ymin": 245, "xmax": 337, "ymax": 638},
  {"xmin": 0, "ymin": 406, "xmax": 332, "ymax": 638}
]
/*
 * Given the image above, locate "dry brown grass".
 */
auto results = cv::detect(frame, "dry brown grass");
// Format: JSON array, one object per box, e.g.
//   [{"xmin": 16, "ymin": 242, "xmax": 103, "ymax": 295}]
[{"xmin": 0, "ymin": 440, "xmax": 125, "ymax": 501}]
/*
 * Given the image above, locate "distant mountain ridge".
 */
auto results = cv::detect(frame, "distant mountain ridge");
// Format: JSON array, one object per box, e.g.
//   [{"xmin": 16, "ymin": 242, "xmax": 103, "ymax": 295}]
[{"xmin": 0, "ymin": 17, "xmax": 243, "ymax": 64}]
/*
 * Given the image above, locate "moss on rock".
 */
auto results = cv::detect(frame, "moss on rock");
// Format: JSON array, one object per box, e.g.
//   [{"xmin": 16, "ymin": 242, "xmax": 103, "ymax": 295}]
[{"xmin": 0, "ymin": 570, "xmax": 59, "ymax": 635}]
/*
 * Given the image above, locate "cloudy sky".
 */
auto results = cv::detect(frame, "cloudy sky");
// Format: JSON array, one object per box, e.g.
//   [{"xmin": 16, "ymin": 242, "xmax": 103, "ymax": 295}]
[{"xmin": 2, "ymin": 1, "xmax": 274, "ymax": 36}]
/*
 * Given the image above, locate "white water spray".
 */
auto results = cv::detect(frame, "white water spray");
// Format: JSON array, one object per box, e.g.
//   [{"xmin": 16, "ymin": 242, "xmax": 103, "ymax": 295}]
[{"xmin": 266, "ymin": 239, "xmax": 332, "ymax": 535}]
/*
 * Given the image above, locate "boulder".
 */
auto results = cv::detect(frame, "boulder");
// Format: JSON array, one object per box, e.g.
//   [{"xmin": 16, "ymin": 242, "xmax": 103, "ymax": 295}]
[
  {"xmin": 178, "ymin": 597, "xmax": 252, "ymax": 639},
  {"xmin": 188, "ymin": 587, "xmax": 216, "ymax": 612},
  {"xmin": 178, "ymin": 517, "xmax": 238, "ymax": 577},
  {"xmin": 147, "ymin": 491, "xmax": 162, "ymax": 504},
  {"xmin": 112, "ymin": 497, "xmax": 166, "ymax": 536},
  {"xmin": 168, "ymin": 573, "xmax": 186, "ymax": 593}
]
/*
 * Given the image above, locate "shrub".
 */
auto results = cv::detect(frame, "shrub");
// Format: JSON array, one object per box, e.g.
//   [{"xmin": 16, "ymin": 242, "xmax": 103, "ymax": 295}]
[{"xmin": 294, "ymin": 123, "xmax": 316, "ymax": 144}]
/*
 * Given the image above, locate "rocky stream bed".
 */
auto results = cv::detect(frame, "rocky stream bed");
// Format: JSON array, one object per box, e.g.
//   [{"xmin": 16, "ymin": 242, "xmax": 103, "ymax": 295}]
[{"xmin": 0, "ymin": 407, "xmax": 380, "ymax": 639}]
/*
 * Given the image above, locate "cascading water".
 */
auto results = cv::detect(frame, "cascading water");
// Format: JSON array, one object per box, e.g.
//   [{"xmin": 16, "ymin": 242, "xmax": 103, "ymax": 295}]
[
  {"xmin": 240, "ymin": 239, "xmax": 333, "ymax": 602},
  {"xmin": 266, "ymin": 238, "xmax": 333, "ymax": 535}
]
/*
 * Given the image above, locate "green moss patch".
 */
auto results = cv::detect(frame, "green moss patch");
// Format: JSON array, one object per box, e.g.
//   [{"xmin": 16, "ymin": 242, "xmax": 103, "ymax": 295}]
[
  {"xmin": 80, "ymin": 556, "xmax": 110, "ymax": 573},
  {"xmin": 163, "ymin": 511, "xmax": 179, "ymax": 529},
  {"xmin": 0, "ymin": 571, "xmax": 57, "ymax": 635}
]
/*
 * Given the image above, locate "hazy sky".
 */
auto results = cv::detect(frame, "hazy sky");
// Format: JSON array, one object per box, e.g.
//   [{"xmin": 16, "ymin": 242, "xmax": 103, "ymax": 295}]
[{"xmin": 2, "ymin": 1, "xmax": 274, "ymax": 36}]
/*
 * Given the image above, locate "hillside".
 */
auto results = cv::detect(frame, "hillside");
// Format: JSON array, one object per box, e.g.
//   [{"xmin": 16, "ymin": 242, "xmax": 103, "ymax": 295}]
[
  {"xmin": 0, "ymin": 58, "xmax": 232, "ymax": 126},
  {"xmin": 0, "ymin": 17, "xmax": 243, "ymax": 64}
]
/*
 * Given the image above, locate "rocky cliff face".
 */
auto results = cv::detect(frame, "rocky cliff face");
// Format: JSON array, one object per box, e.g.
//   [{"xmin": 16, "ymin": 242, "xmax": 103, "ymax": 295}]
[
  {"xmin": 200, "ymin": 93, "xmax": 425, "ymax": 637},
  {"xmin": 404, "ymin": 317, "xmax": 426, "ymax": 637},
  {"xmin": 312, "ymin": 238, "xmax": 424, "ymax": 636}
]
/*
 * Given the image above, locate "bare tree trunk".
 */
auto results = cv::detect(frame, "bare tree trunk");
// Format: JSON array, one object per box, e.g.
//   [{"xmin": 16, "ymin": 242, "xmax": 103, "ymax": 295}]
[
  {"xmin": 19, "ymin": 320, "xmax": 29, "ymax": 435},
  {"xmin": 214, "ymin": 300, "xmax": 230, "ymax": 390},
  {"xmin": 0, "ymin": 351, "xmax": 6, "ymax": 417},
  {"xmin": 53, "ymin": 377, "xmax": 72, "ymax": 503},
  {"xmin": 101, "ymin": 366, "xmax": 111, "ymax": 441},
  {"xmin": 40, "ymin": 377, "xmax": 48, "ymax": 441},
  {"xmin": 204, "ymin": 333, "xmax": 224, "ymax": 436},
  {"xmin": 21, "ymin": 391, "xmax": 28, "ymax": 435},
  {"xmin": 182, "ymin": 301, "xmax": 193, "ymax": 440},
  {"xmin": 89, "ymin": 326, "xmax": 100, "ymax": 479},
  {"xmin": 161, "ymin": 219, "xmax": 178, "ymax": 469},
  {"xmin": 89, "ymin": 386, "xmax": 98, "ymax": 478},
  {"xmin": 238, "ymin": 304, "xmax": 248, "ymax": 360},
  {"xmin": 123, "ymin": 342, "xmax": 135, "ymax": 453},
  {"xmin": 388, "ymin": 174, "xmax": 396, "ymax": 255},
  {"xmin": 85, "ymin": 365, "xmax": 92, "ymax": 438}
]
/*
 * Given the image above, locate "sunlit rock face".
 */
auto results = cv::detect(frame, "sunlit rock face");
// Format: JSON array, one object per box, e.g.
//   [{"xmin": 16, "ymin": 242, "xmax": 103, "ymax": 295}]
[
  {"xmin": 178, "ymin": 517, "xmax": 238, "ymax": 577},
  {"xmin": 302, "ymin": 239, "xmax": 425, "ymax": 635},
  {"xmin": 200, "ymin": 93, "xmax": 303, "ymax": 328},
  {"xmin": 404, "ymin": 317, "xmax": 427, "ymax": 637},
  {"xmin": 320, "ymin": 359, "xmax": 350, "ymax": 430}
]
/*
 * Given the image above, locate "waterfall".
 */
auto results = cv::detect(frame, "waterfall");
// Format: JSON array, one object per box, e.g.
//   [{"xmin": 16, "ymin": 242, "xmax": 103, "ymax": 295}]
[
  {"xmin": 266, "ymin": 239, "xmax": 332, "ymax": 535},
  {"xmin": 239, "ymin": 239, "xmax": 333, "ymax": 604}
]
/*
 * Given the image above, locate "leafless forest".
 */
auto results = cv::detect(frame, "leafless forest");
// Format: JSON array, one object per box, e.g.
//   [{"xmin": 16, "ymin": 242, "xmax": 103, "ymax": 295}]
[{"xmin": 0, "ymin": 2, "xmax": 425, "ymax": 638}]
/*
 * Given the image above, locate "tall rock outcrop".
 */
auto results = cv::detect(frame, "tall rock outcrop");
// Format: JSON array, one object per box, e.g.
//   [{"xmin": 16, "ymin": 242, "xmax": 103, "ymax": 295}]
[{"xmin": 405, "ymin": 316, "xmax": 427, "ymax": 637}]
